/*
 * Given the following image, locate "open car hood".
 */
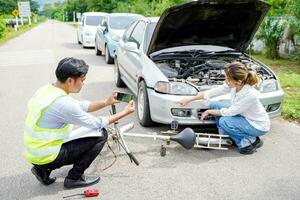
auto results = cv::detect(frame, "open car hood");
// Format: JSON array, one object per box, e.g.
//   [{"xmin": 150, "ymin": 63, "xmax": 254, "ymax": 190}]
[{"xmin": 148, "ymin": 0, "xmax": 270, "ymax": 55}]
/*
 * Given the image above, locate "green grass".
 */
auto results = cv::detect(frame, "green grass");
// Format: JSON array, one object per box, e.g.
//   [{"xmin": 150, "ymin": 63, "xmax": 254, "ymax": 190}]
[
  {"xmin": 68, "ymin": 22, "xmax": 78, "ymax": 29},
  {"xmin": 253, "ymin": 54, "xmax": 300, "ymax": 122},
  {"xmin": 0, "ymin": 18, "xmax": 47, "ymax": 46}
]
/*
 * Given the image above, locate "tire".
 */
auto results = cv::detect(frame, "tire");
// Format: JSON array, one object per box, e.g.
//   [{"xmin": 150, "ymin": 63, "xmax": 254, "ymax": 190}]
[
  {"xmin": 82, "ymin": 36, "xmax": 86, "ymax": 48},
  {"xmin": 137, "ymin": 81, "xmax": 153, "ymax": 126},
  {"xmin": 95, "ymin": 42, "xmax": 102, "ymax": 55},
  {"xmin": 114, "ymin": 57, "xmax": 125, "ymax": 87},
  {"xmin": 77, "ymin": 34, "xmax": 81, "ymax": 44},
  {"xmin": 105, "ymin": 45, "xmax": 114, "ymax": 64}
]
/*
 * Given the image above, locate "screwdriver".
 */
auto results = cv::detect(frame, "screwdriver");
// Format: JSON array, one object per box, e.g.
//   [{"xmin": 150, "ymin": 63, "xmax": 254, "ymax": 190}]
[{"xmin": 63, "ymin": 189, "xmax": 100, "ymax": 198}]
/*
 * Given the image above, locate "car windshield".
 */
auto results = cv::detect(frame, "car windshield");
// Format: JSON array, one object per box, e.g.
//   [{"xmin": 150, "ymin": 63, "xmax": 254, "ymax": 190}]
[
  {"xmin": 110, "ymin": 16, "xmax": 140, "ymax": 30},
  {"xmin": 85, "ymin": 16, "xmax": 103, "ymax": 26}
]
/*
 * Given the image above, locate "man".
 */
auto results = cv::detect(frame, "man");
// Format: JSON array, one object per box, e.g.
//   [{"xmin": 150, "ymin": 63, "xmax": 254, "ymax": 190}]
[{"xmin": 24, "ymin": 57, "xmax": 135, "ymax": 189}]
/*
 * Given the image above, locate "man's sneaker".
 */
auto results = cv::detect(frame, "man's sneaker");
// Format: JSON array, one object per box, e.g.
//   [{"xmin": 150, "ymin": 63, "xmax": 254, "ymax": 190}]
[
  {"xmin": 64, "ymin": 175, "xmax": 100, "ymax": 189},
  {"xmin": 239, "ymin": 137, "xmax": 263, "ymax": 155},
  {"xmin": 31, "ymin": 166, "xmax": 56, "ymax": 185}
]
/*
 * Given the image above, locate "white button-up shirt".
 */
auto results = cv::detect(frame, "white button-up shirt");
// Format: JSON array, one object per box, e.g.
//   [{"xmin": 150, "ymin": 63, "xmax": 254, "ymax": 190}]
[{"xmin": 204, "ymin": 83, "xmax": 270, "ymax": 132}]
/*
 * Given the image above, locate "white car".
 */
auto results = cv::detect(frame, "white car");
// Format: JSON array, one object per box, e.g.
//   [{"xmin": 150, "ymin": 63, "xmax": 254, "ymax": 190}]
[
  {"xmin": 77, "ymin": 12, "xmax": 107, "ymax": 48},
  {"xmin": 115, "ymin": 0, "xmax": 284, "ymax": 127}
]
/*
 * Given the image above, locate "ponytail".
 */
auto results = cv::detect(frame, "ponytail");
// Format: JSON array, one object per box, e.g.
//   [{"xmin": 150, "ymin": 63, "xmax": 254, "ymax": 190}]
[
  {"xmin": 245, "ymin": 71, "xmax": 259, "ymax": 86},
  {"xmin": 225, "ymin": 62, "xmax": 260, "ymax": 86}
]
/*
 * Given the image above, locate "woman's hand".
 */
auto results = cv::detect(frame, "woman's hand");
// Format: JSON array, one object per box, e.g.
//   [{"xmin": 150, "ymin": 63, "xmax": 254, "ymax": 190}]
[
  {"xmin": 105, "ymin": 91, "xmax": 119, "ymax": 106},
  {"xmin": 123, "ymin": 100, "xmax": 135, "ymax": 114},
  {"xmin": 200, "ymin": 110, "xmax": 211, "ymax": 123}
]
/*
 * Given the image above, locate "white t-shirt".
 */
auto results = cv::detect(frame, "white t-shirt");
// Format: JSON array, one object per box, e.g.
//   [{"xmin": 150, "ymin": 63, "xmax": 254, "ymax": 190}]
[{"xmin": 204, "ymin": 83, "xmax": 270, "ymax": 132}]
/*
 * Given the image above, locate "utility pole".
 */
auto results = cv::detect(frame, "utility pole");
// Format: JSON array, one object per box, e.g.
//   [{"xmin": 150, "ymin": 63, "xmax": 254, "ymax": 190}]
[{"xmin": 73, "ymin": 11, "xmax": 75, "ymax": 23}]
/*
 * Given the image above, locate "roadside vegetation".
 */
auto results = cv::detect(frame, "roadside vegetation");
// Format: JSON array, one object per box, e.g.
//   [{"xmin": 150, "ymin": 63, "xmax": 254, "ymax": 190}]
[
  {"xmin": 0, "ymin": 0, "xmax": 42, "ymax": 45},
  {"xmin": 253, "ymin": 0, "xmax": 300, "ymax": 122}
]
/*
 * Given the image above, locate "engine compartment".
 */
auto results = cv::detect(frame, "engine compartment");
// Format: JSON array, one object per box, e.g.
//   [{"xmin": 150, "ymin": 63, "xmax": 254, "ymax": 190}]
[{"xmin": 152, "ymin": 51, "xmax": 274, "ymax": 87}]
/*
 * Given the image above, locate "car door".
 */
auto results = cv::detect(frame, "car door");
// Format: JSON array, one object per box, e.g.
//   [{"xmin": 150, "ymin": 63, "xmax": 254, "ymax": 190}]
[
  {"xmin": 121, "ymin": 21, "xmax": 146, "ymax": 93},
  {"xmin": 118, "ymin": 21, "xmax": 138, "ymax": 85},
  {"xmin": 77, "ymin": 15, "xmax": 85, "ymax": 43},
  {"xmin": 98, "ymin": 16, "xmax": 108, "ymax": 52}
]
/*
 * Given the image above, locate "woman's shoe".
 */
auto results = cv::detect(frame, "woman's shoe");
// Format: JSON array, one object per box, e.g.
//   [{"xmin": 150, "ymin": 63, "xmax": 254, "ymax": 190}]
[{"xmin": 239, "ymin": 137, "xmax": 263, "ymax": 155}]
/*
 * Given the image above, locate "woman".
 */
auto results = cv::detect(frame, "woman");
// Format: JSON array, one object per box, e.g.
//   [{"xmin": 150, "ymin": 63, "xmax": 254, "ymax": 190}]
[{"xmin": 178, "ymin": 62, "xmax": 270, "ymax": 154}]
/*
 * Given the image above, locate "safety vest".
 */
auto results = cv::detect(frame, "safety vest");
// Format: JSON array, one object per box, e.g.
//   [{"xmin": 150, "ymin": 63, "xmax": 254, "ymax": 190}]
[{"xmin": 24, "ymin": 84, "xmax": 73, "ymax": 165}]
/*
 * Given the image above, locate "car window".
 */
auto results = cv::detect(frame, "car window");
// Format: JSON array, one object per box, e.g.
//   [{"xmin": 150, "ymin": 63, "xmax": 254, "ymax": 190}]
[
  {"xmin": 123, "ymin": 21, "xmax": 138, "ymax": 42},
  {"xmin": 128, "ymin": 21, "xmax": 146, "ymax": 49},
  {"xmin": 144, "ymin": 22, "xmax": 157, "ymax": 52},
  {"xmin": 85, "ymin": 16, "xmax": 103, "ymax": 26},
  {"xmin": 109, "ymin": 15, "xmax": 141, "ymax": 30}
]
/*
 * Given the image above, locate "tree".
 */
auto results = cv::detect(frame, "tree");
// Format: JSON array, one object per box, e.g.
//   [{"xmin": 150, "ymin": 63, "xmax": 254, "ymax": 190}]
[
  {"xmin": 30, "ymin": 0, "xmax": 40, "ymax": 14},
  {"xmin": 0, "ymin": 0, "xmax": 17, "ymax": 15}
]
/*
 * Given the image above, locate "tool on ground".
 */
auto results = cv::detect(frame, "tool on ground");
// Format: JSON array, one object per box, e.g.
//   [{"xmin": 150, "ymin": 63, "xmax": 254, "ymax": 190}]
[{"xmin": 63, "ymin": 189, "xmax": 100, "ymax": 198}]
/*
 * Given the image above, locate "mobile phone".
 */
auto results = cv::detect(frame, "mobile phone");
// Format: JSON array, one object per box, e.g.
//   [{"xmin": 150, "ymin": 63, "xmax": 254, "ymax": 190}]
[{"xmin": 116, "ymin": 92, "xmax": 133, "ymax": 103}]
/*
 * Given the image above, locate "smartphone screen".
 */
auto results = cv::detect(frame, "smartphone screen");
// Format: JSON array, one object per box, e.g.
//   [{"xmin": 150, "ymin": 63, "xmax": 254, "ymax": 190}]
[{"xmin": 116, "ymin": 92, "xmax": 133, "ymax": 102}]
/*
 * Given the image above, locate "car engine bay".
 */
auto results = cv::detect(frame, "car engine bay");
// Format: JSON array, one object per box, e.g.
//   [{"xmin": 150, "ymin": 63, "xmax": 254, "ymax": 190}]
[{"xmin": 152, "ymin": 51, "xmax": 275, "ymax": 87}]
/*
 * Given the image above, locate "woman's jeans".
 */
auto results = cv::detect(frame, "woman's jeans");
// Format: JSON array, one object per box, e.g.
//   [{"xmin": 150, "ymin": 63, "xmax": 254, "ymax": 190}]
[{"xmin": 210, "ymin": 102, "xmax": 266, "ymax": 148}]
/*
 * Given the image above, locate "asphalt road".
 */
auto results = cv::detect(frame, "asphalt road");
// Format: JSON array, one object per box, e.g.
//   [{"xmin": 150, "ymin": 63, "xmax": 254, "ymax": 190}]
[{"xmin": 0, "ymin": 20, "xmax": 299, "ymax": 200}]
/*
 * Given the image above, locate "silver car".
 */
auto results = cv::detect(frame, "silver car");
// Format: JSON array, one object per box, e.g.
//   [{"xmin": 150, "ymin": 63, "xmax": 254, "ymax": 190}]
[{"xmin": 114, "ymin": 0, "xmax": 284, "ymax": 127}]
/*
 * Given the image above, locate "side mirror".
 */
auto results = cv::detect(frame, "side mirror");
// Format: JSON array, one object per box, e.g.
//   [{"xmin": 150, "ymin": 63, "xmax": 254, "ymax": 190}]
[{"xmin": 124, "ymin": 42, "xmax": 140, "ymax": 55}]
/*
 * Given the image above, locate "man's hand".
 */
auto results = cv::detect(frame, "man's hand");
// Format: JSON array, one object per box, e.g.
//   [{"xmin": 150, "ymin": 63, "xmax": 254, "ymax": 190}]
[
  {"xmin": 123, "ymin": 100, "xmax": 135, "ymax": 114},
  {"xmin": 105, "ymin": 91, "xmax": 119, "ymax": 106},
  {"xmin": 200, "ymin": 110, "xmax": 211, "ymax": 123},
  {"xmin": 177, "ymin": 98, "xmax": 190, "ymax": 107}
]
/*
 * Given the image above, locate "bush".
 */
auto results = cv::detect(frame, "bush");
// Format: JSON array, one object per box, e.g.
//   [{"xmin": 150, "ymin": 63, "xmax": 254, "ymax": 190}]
[
  {"xmin": 0, "ymin": 18, "xmax": 6, "ymax": 38},
  {"xmin": 257, "ymin": 17, "xmax": 286, "ymax": 59}
]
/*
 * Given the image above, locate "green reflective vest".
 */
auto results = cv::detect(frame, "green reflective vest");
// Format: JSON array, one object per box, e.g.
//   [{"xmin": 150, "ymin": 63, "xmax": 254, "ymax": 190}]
[{"xmin": 24, "ymin": 84, "xmax": 73, "ymax": 165}]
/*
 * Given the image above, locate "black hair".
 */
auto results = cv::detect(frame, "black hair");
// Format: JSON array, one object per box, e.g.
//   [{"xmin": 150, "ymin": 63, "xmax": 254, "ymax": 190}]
[{"xmin": 55, "ymin": 57, "xmax": 89, "ymax": 83}]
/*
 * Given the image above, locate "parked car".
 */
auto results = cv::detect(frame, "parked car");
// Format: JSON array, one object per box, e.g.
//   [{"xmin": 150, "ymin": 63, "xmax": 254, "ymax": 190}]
[
  {"xmin": 77, "ymin": 12, "xmax": 107, "ymax": 48},
  {"xmin": 95, "ymin": 13, "xmax": 143, "ymax": 64},
  {"xmin": 114, "ymin": 0, "xmax": 284, "ymax": 127}
]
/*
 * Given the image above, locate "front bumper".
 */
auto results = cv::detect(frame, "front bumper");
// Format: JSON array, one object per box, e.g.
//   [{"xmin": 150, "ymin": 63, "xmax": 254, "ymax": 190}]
[
  {"xmin": 147, "ymin": 88, "xmax": 284, "ymax": 125},
  {"xmin": 82, "ymin": 35, "xmax": 95, "ymax": 47}
]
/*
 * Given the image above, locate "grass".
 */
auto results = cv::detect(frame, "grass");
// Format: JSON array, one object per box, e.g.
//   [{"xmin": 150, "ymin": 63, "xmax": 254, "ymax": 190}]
[
  {"xmin": 0, "ymin": 18, "xmax": 47, "ymax": 46},
  {"xmin": 253, "ymin": 53, "xmax": 300, "ymax": 123},
  {"xmin": 68, "ymin": 22, "xmax": 78, "ymax": 29}
]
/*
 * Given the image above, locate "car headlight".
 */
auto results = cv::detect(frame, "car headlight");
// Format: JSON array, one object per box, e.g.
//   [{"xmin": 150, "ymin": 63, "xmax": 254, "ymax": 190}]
[
  {"xmin": 84, "ymin": 31, "xmax": 92, "ymax": 36},
  {"xmin": 154, "ymin": 81, "xmax": 198, "ymax": 95},
  {"xmin": 111, "ymin": 35, "xmax": 121, "ymax": 42},
  {"xmin": 259, "ymin": 79, "xmax": 278, "ymax": 93}
]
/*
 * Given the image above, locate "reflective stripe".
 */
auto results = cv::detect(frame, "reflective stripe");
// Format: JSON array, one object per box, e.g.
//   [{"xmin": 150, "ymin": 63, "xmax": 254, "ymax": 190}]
[
  {"xmin": 25, "ymin": 126, "xmax": 70, "ymax": 140},
  {"xmin": 25, "ymin": 146, "xmax": 61, "ymax": 157}
]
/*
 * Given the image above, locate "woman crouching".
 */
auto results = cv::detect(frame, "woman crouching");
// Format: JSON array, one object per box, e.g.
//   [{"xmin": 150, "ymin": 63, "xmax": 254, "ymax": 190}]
[{"xmin": 178, "ymin": 62, "xmax": 270, "ymax": 154}]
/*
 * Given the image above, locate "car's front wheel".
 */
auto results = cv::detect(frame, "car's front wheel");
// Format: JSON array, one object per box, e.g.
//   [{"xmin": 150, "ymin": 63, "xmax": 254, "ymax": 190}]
[
  {"xmin": 95, "ymin": 42, "xmax": 102, "ymax": 55},
  {"xmin": 105, "ymin": 45, "xmax": 114, "ymax": 64},
  {"xmin": 114, "ymin": 57, "xmax": 125, "ymax": 87},
  {"xmin": 137, "ymin": 81, "xmax": 153, "ymax": 126},
  {"xmin": 77, "ymin": 33, "xmax": 81, "ymax": 44},
  {"xmin": 82, "ymin": 36, "xmax": 86, "ymax": 48}
]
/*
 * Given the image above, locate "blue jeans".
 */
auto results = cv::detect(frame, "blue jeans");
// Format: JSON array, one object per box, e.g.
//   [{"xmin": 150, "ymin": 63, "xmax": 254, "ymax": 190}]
[{"xmin": 210, "ymin": 102, "xmax": 266, "ymax": 148}]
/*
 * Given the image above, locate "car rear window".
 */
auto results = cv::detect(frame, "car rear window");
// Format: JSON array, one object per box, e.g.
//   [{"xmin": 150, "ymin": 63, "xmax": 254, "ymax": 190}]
[
  {"xmin": 110, "ymin": 16, "xmax": 140, "ymax": 30},
  {"xmin": 85, "ymin": 16, "xmax": 103, "ymax": 26}
]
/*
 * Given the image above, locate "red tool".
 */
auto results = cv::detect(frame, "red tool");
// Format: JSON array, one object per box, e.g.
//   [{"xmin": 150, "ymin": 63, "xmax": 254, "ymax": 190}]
[{"xmin": 63, "ymin": 189, "xmax": 100, "ymax": 198}]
